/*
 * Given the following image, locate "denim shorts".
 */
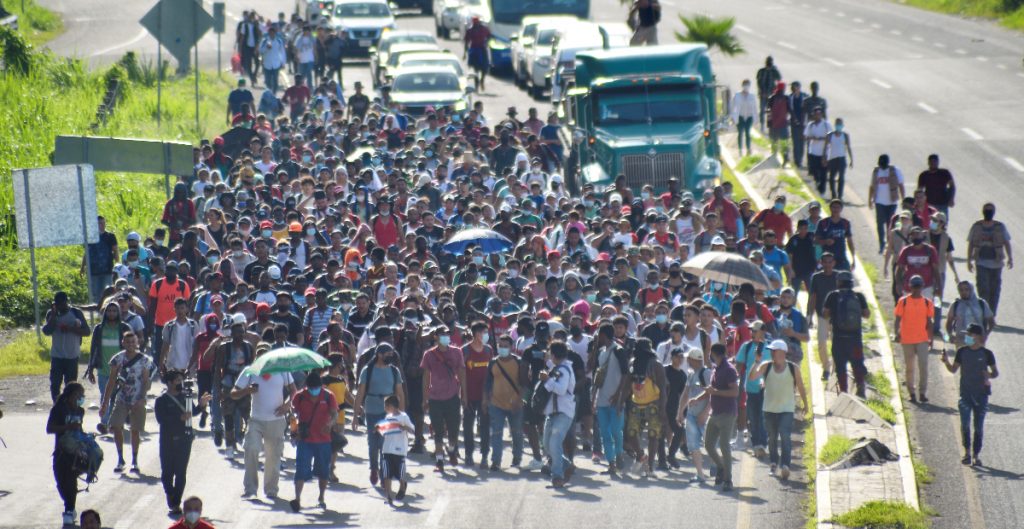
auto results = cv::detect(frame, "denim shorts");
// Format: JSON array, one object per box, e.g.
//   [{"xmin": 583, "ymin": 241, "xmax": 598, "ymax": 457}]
[
  {"xmin": 295, "ymin": 441, "xmax": 331, "ymax": 481},
  {"xmin": 685, "ymin": 412, "xmax": 706, "ymax": 452}
]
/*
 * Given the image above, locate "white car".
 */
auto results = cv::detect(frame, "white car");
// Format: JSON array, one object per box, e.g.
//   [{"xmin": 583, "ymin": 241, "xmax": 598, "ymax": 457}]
[
  {"xmin": 458, "ymin": 0, "xmax": 492, "ymax": 34},
  {"xmin": 370, "ymin": 31, "xmax": 437, "ymax": 85},
  {"xmin": 548, "ymin": 22, "xmax": 631, "ymax": 103},
  {"xmin": 395, "ymin": 51, "xmax": 465, "ymax": 78},
  {"xmin": 296, "ymin": 0, "xmax": 335, "ymax": 24},
  {"xmin": 509, "ymin": 15, "xmax": 581, "ymax": 88},
  {"xmin": 332, "ymin": 0, "xmax": 396, "ymax": 55},
  {"xmin": 523, "ymin": 22, "xmax": 566, "ymax": 98},
  {"xmin": 388, "ymin": 65, "xmax": 475, "ymax": 116},
  {"xmin": 432, "ymin": 0, "xmax": 462, "ymax": 39},
  {"xmin": 377, "ymin": 43, "xmax": 442, "ymax": 86}
]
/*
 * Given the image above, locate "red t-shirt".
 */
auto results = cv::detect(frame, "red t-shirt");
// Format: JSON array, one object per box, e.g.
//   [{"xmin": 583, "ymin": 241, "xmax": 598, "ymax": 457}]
[
  {"xmin": 283, "ymin": 85, "xmax": 311, "ymax": 113},
  {"xmin": 752, "ymin": 209, "xmax": 793, "ymax": 239},
  {"xmin": 462, "ymin": 343, "xmax": 493, "ymax": 402},
  {"xmin": 896, "ymin": 244, "xmax": 939, "ymax": 291},
  {"xmin": 704, "ymin": 198, "xmax": 741, "ymax": 236},
  {"xmin": 292, "ymin": 389, "xmax": 338, "ymax": 444},
  {"xmin": 464, "ymin": 24, "xmax": 491, "ymax": 48},
  {"xmin": 168, "ymin": 520, "xmax": 215, "ymax": 529},
  {"xmin": 372, "ymin": 215, "xmax": 400, "ymax": 249}
]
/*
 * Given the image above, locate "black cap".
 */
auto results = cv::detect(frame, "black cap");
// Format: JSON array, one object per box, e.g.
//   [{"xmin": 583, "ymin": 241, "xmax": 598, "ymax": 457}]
[
  {"xmin": 305, "ymin": 372, "xmax": 322, "ymax": 388},
  {"xmin": 966, "ymin": 323, "xmax": 984, "ymax": 336}
]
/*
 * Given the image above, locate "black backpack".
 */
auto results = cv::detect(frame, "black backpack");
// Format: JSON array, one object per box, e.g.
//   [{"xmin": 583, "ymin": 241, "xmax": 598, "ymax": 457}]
[{"xmin": 834, "ymin": 290, "xmax": 862, "ymax": 333}]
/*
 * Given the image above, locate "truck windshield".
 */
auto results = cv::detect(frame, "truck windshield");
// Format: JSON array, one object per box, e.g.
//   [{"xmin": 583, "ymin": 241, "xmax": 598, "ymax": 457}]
[{"xmin": 594, "ymin": 84, "xmax": 702, "ymax": 125}]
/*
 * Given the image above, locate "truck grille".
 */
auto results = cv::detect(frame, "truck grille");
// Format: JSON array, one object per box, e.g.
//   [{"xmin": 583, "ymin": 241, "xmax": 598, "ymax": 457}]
[{"xmin": 620, "ymin": 152, "xmax": 683, "ymax": 191}]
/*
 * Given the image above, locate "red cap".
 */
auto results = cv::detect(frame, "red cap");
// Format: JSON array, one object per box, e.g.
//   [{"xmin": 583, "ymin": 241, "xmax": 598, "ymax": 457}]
[
  {"xmin": 210, "ymin": 294, "xmax": 224, "ymax": 304},
  {"xmin": 304, "ymin": 287, "xmax": 317, "ymax": 296},
  {"xmin": 255, "ymin": 302, "xmax": 271, "ymax": 315},
  {"xmin": 213, "ymin": 136, "xmax": 225, "ymax": 146},
  {"xmin": 259, "ymin": 220, "xmax": 273, "ymax": 230},
  {"xmin": 597, "ymin": 252, "xmax": 611, "ymax": 262},
  {"xmin": 536, "ymin": 309, "xmax": 552, "ymax": 320},
  {"xmin": 547, "ymin": 250, "xmax": 560, "ymax": 259},
  {"xmin": 289, "ymin": 222, "xmax": 303, "ymax": 232},
  {"xmin": 621, "ymin": 206, "xmax": 632, "ymax": 215}
]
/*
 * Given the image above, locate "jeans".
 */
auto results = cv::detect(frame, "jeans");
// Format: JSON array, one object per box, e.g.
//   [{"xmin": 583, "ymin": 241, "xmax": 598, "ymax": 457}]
[
  {"xmin": 958, "ymin": 394, "xmax": 988, "ymax": 456},
  {"xmin": 243, "ymin": 417, "xmax": 286, "ymax": 496},
  {"xmin": 159, "ymin": 436, "xmax": 193, "ymax": 508},
  {"xmin": 685, "ymin": 412, "xmax": 706, "ymax": 452},
  {"xmin": 298, "ymin": 61, "xmax": 314, "ymax": 88},
  {"xmin": 210, "ymin": 383, "xmax": 224, "ymax": 436},
  {"xmin": 366, "ymin": 412, "xmax": 385, "ymax": 472},
  {"xmin": 240, "ymin": 46, "xmax": 258, "ymax": 84},
  {"xmin": 543, "ymin": 412, "xmax": 574, "ymax": 480},
  {"xmin": 263, "ymin": 67, "xmax": 281, "ymax": 94},
  {"xmin": 50, "ymin": 357, "xmax": 78, "ymax": 402},
  {"xmin": 745, "ymin": 391, "xmax": 767, "ymax": 449},
  {"xmin": 790, "ymin": 121, "xmax": 805, "ymax": 167},
  {"xmin": 151, "ymin": 325, "xmax": 165, "ymax": 365},
  {"xmin": 737, "ymin": 117, "xmax": 753, "ymax": 154},
  {"xmin": 88, "ymin": 274, "xmax": 112, "ymax": 305},
  {"xmin": 488, "ymin": 404, "xmax": 524, "ymax": 466},
  {"xmin": 875, "ymin": 204, "xmax": 897, "ymax": 252},
  {"xmin": 758, "ymin": 93, "xmax": 769, "ymax": 129},
  {"xmin": 764, "ymin": 411, "xmax": 794, "ymax": 467},
  {"xmin": 596, "ymin": 406, "xmax": 625, "ymax": 465},
  {"xmin": 705, "ymin": 414, "xmax": 736, "ymax": 483},
  {"xmin": 976, "ymin": 266, "xmax": 1003, "ymax": 315},
  {"xmin": 828, "ymin": 157, "xmax": 847, "ymax": 199},
  {"xmin": 463, "ymin": 400, "xmax": 490, "ymax": 460}
]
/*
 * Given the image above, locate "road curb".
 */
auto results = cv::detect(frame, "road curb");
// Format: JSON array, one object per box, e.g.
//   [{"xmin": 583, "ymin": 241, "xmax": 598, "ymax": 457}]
[{"xmin": 720, "ymin": 144, "xmax": 920, "ymax": 527}]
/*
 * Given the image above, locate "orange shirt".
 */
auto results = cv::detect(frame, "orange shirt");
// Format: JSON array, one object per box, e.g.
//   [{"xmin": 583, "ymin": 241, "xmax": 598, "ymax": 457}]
[
  {"xmin": 149, "ymin": 278, "xmax": 191, "ymax": 326},
  {"xmin": 894, "ymin": 295, "xmax": 933, "ymax": 344}
]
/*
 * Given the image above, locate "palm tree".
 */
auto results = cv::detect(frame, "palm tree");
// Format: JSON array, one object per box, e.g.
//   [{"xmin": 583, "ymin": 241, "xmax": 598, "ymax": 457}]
[{"xmin": 675, "ymin": 14, "xmax": 744, "ymax": 56}]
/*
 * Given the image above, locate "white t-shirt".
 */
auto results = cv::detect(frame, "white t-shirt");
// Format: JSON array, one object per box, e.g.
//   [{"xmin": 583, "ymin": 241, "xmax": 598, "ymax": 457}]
[
  {"xmin": 167, "ymin": 320, "xmax": 196, "ymax": 370},
  {"xmin": 377, "ymin": 412, "xmax": 415, "ymax": 456},
  {"xmin": 873, "ymin": 167, "xmax": 904, "ymax": 206},
  {"xmin": 235, "ymin": 371, "xmax": 293, "ymax": 422},
  {"xmin": 655, "ymin": 339, "xmax": 685, "ymax": 365},
  {"xmin": 567, "ymin": 334, "xmax": 592, "ymax": 367},
  {"xmin": 804, "ymin": 120, "xmax": 832, "ymax": 156}
]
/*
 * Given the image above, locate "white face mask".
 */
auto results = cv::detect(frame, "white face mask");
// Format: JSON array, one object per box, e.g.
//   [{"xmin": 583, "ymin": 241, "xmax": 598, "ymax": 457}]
[{"xmin": 184, "ymin": 511, "xmax": 201, "ymax": 524}]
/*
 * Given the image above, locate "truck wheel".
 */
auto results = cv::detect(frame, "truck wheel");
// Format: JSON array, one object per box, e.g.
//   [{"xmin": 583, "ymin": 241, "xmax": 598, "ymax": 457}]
[
  {"xmin": 530, "ymin": 83, "xmax": 542, "ymax": 99},
  {"xmin": 443, "ymin": 26, "xmax": 451, "ymax": 40}
]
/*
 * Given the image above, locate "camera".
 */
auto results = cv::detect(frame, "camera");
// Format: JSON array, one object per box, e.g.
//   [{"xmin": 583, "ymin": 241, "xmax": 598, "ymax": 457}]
[{"xmin": 182, "ymin": 377, "xmax": 196, "ymax": 398}]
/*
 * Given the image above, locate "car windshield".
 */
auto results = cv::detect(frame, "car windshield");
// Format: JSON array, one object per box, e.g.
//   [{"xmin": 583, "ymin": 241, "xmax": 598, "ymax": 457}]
[
  {"xmin": 536, "ymin": 29, "xmax": 557, "ymax": 46},
  {"xmin": 381, "ymin": 35, "xmax": 434, "ymax": 53},
  {"xmin": 388, "ymin": 49, "xmax": 436, "ymax": 67},
  {"xmin": 335, "ymin": 3, "xmax": 390, "ymax": 17},
  {"xmin": 393, "ymin": 72, "xmax": 461, "ymax": 92},
  {"xmin": 403, "ymin": 59, "xmax": 463, "ymax": 75},
  {"xmin": 595, "ymin": 84, "xmax": 703, "ymax": 125}
]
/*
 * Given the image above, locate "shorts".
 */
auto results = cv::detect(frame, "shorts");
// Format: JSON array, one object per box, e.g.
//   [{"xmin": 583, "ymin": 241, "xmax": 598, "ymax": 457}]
[
  {"xmin": 381, "ymin": 453, "xmax": 407, "ymax": 481},
  {"xmin": 467, "ymin": 47, "xmax": 489, "ymax": 71},
  {"xmin": 427, "ymin": 396, "xmax": 461, "ymax": 438},
  {"xmin": 769, "ymin": 126, "xmax": 790, "ymax": 141},
  {"xmin": 110, "ymin": 400, "xmax": 146, "ymax": 432},
  {"xmin": 295, "ymin": 441, "xmax": 332, "ymax": 481},
  {"xmin": 685, "ymin": 412, "xmax": 706, "ymax": 452},
  {"xmin": 626, "ymin": 402, "xmax": 662, "ymax": 438}
]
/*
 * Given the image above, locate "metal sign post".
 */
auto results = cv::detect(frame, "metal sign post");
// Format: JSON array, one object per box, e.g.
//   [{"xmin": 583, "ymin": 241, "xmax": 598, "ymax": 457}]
[
  {"xmin": 213, "ymin": 3, "xmax": 226, "ymax": 78},
  {"xmin": 21, "ymin": 170, "xmax": 41, "ymax": 342},
  {"xmin": 76, "ymin": 165, "xmax": 93, "ymax": 303},
  {"xmin": 156, "ymin": 1, "xmax": 163, "ymax": 129}
]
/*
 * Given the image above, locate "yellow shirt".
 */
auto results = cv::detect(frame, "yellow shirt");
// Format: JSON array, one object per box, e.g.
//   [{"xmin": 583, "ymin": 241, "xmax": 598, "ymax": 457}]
[{"xmin": 323, "ymin": 375, "xmax": 348, "ymax": 425}]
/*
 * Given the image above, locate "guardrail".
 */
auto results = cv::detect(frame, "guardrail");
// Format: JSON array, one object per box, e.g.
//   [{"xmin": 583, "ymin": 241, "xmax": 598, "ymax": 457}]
[{"xmin": 0, "ymin": 14, "xmax": 18, "ymax": 30}]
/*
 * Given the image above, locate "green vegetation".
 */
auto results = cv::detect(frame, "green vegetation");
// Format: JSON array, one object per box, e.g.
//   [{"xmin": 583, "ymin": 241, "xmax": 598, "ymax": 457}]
[
  {"xmin": 820, "ymin": 434, "xmax": 856, "ymax": 466},
  {"xmin": 735, "ymin": 154, "xmax": 764, "ymax": 173},
  {"xmin": 3, "ymin": 0, "xmax": 63, "ymax": 46},
  {"xmin": 903, "ymin": 0, "xmax": 1024, "ymax": 31},
  {"xmin": 866, "ymin": 397, "xmax": 897, "ymax": 424},
  {"xmin": 863, "ymin": 261, "xmax": 880, "ymax": 285},
  {"xmin": 867, "ymin": 371, "xmax": 894, "ymax": 400},
  {"xmin": 800, "ymin": 352, "xmax": 817, "ymax": 529},
  {"xmin": 675, "ymin": 14, "xmax": 744, "ymax": 56},
  {"xmin": 753, "ymin": 134, "xmax": 771, "ymax": 150},
  {"xmin": 0, "ymin": 33, "xmax": 231, "ymax": 329},
  {"xmin": 830, "ymin": 500, "xmax": 930, "ymax": 529},
  {"xmin": 912, "ymin": 454, "xmax": 934, "ymax": 485},
  {"xmin": 0, "ymin": 332, "xmax": 89, "ymax": 378}
]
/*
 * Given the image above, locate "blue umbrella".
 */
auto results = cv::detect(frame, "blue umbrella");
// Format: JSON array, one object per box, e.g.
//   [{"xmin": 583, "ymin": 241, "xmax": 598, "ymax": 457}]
[{"xmin": 442, "ymin": 227, "xmax": 513, "ymax": 255}]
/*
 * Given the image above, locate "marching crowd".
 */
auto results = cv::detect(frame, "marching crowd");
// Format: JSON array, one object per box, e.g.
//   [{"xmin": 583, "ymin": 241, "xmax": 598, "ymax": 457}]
[{"xmin": 37, "ymin": 10, "xmax": 1007, "ymax": 528}]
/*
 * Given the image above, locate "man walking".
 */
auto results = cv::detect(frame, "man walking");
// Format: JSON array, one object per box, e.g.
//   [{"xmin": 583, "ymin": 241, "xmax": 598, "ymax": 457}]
[
  {"xmin": 236, "ymin": 11, "xmax": 262, "ymax": 86},
  {"xmin": 155, "ymin": 369, "xmax": 212, "ymax": 515},
  {"xmin": 590, "ymin": 323, "xmax": 629, "ymax": 474},
  {"xmin": 807, "ymin": 253, "xmax": 838, "ymax": 380},
  {"xmin": 917, "ymin": 154, "xmax": 956, "ymax": 218},
  {"xmin": 941, "ymin": 324, "xmax": 998, "ymax": 466},
  {"xmin": 463, "ymin": 16, "xmax": 491, "ymax": 91},
  {"xmin": 692, "ymin": 343, "xmax": 738, "ymax": 491},
  {"xmin": 421, "ymin": 326, "xmax": 465, "ymax": 472},
  {"xmin": 867, "ymin": 154, "xmax": 905, "ymax": 254},
  {"xmin": 628, "ymin": 0, "xmax": 661, "ymax": 46},
  {"xmin": 894, "ymin": 275, "xmax": 935, "ymax": 403},
  {"xmin": 232, "ymin": 344, "xmax": 296, "ymax": 499},
  {"xmin": 43, "ymin": 292, "xmax": 90, "ymax": 402},
  {"xmin": 82, "ymin": 215, "xmax": 118, "ymax": 304},
  {"xmin": 966, "ymin": 203, "xmax": 1012, "ymax": 316},
  {"xmin": 485, "ymin": 335, "xmax": 528, "ymax": 470},
  {"xmin": 542, "ymin": 341, "xmax": 577, "ymax": 488},
  {"xmin": 259, "ymin": 26, "xmax": 287, "ymax": 94},
  {"xmin": 290, "ymin": 373, "xmax": 337, "ymax": 512},
  {"xmin": 788, "ymin": 81, "xmax": 806, "ymax": 169},
  {"xmin": 624, "ymin": 338, "xmax": 667, "ymax": 476},
  {"xmin": 804, "ymin": 108, "xmax": 831, "ymax": 194},
  {"xmin": 945, "ymin": 281, "xmax": 995, "ymax": 349},
  {"xmin": 815, "ymin": 199, "xmax": 856, "ymax": 271},
  {"xmin": 354, "ymin": 343, "xmax": 405, "ymax": 486},
  {"xmin": 731, "ymin": 80, "xmax": 758, "ymax": 157},
  {"xmin": 747, "ymin": 340, "xmax": 808, "ymax": 480},
  {"xmin": 822, "ymin": 272, "xmax": 869, "ymax": 396},
  {"xmin": 755, "ymin": 57, "xmax": 782, "ymax": 130}
]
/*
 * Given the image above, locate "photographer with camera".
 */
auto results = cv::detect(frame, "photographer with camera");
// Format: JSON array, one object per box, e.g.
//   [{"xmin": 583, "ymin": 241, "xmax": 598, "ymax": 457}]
[
  {"xmin": 288, "ymin": 372, "xmax": 337, "ymax": 513},
  {"xmin": 155, "ymin": 369, "xmax": 213, "ymax": 515}
]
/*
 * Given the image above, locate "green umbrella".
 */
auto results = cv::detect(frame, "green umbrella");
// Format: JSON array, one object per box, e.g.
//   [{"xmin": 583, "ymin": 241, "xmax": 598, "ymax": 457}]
[{"xmin": 242, "ymin": 347, "xmax": 330, "ymax": 376}]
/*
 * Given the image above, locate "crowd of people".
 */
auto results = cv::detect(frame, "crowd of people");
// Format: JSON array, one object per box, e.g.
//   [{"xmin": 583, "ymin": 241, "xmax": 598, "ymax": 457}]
[{"xmin": 38, "ymin": 9, "xmax": 1007, "ymax": 528}]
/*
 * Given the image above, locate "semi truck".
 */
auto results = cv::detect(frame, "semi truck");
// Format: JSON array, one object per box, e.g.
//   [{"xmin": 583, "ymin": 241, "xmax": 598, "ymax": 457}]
[{"xmin": 563, "ymin": 44, "xmax": 724, "ymax": 194}]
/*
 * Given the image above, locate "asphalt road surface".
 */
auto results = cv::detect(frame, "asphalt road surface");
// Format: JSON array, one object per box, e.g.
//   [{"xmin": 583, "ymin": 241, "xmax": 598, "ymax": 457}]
[{"xmin": 28, "ymin": 0, "xmax": 1024, "ymax": 527}]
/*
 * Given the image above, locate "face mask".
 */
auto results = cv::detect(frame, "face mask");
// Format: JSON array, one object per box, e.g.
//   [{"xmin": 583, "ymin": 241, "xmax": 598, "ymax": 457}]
[
  {"xmin": 155, "ymin": 239, "xmax": 165, "ymax": 246},
  {"xmin": 508, "ymin": 269, "xmax": 519, "ymax": 278},
  {"xmin": 913, "ymin": 238, "xmax": 925, "ymax": 245},
  {"xmin": 208, "ymin": 255, "xmax": 219, "ymax": 265},
  {"xmin": 774, "ymin": 203, "xmax": 784, "ymax": 212},
  {"xmin": 741, "ymin": 84, "xmax": 750, "ymax": 92},
  {"xmin": 835, "ymin": 124, "xmax": 844, "ymax": 133},
  {"xmin": 238, "ymin": 201, "xmax": 248, "ymax": 208},
  {"xmin": 308, "ymin": 387, "xmax": 322, "ymax": 396},
  {"xmin": 184, "ymin": 512, "xmax": 201, "ymax": 525},
  {"xmin": 302, "ymin": 155, "xmax": 312, "ymax": 164},
  {"xmin": 127, "ymin": 260, "xmax": 138, "ymax": 268},
  {"xmin": 239, "ymin": 227, "xmax": 252, "ymax": 237},
  {"xmin": 174, "ymin": 383, "xmax": 184, "ymax": 393},
  {"xmin": 473, "ymin": 255, "xmax": 484, "ymax": 265},
  {"xmin": 306, "ymin": 228, "xmax": 317, "ymax": 237},
  {"xmin": 641, "ymin": 192, "xmax": 651, "ymax": 200},
  {"xmin": 261, "ymin": 229, "xmax": 273, "ymax": 238},
  {"xmin": 76, "ymin": 397, "xmax": 85, "ymax": 407},
  {"xmin": 439, "ymin": 335, "xmax": 451, "ymax": 347},
  {"xmin": 712, "ymin": 282, "xmax": 724, "ymax": 292},
  {"xmin": 656, "ymin": 314, "xmax": 668, "ymax": 324},
  {"xmin": 586, "ymin": 293, "xmax": 597, "ymax": 303},
  {"xmin": 207, "ymin": 323, "xmax": 220, "ymax": 332},
  {"xmin": 481, "ymin": 333, "xmax": 489, "ymax": 343},
  {"xmin": 929, "ymin": 221, "xmax": 939, "ymax": 230},
  {"xmin": 497, "ymin": 346, "xmax": 511, "ymax": 358},
  {"xmin": 964, "ymin": 335, "xmax": 976, "ymax": 346}
]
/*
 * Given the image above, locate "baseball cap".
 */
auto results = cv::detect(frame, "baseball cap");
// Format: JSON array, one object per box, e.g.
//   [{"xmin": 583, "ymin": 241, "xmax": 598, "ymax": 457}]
[
  {"xmin": 268, "ymin": 265, "xmax": 282, "ymax": 280},
  {"xmin": 165, "ymin": 260, "xmax": 179, "ymax": 270},
  {"xmin": 259, "ymin": 220, "xmax": 273, "ymax": 230},
  {"xmin": 686, "ymin": 348, "xmax": 703, "ymax": 362},
  {"xmin": 289, "ymin": 222, "xmax": 303, "ymax": 233},
  {"xmin": 210, "ymin": 294, "xmax": 224, "ymax": 304},
  {"xmin": 750, "ymin": 320, "xmax": 765, "ymax": 332},
  {"xmin": 304, "ymin": 287, "xmax": 317, "ymax": 296},
  {"xmin": 126, "ymin": 231, "xmax": 141, "ymax": 242},
  {"xmin": 711, "ymin": 236, "xmax": 726, "ymax": 246},
  {"xmin": 767, "ymin": 339, "xmax": 789, "ymax": 351},
  {"xmin": 909, "ymin": 275, "xmax": 925, "ymax": 287}
]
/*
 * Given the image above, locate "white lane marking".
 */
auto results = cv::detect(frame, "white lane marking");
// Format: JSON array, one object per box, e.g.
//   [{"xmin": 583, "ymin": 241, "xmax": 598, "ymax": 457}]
[
  {"xmin": 1017, "ymin": 72, "xmax": 1024, "ymax": 78},
  {"xmin": 854, "ymin": 17, "xmax": 864, "ymax": 23},
  {"xmin": 891, "ymin": 29, "xmax": 902, "ymax": 35},
  {"xmin": 836, "ymin": 11, "xmax": 846, "ymax": 17},
  {"xmin": 871, "ymin": 23, "xmax": 882, "ymax": 29},
  {"xmin": 961, "ymin": 128, "xmax": 984, "ymax": 140},
  {"xmin": 977, "ymin": 56, "xmax": 989, "ymax": 62},
  {"xmin": 912, "ymin": 36, "xmax": 925, "ymax": 42},
  {"xmin": 997, "ymin": 64, "xmax": 1007, "ymax": 69},
  {"xmin": 871, "ymin": 78, "xmax": 892, "ymax": 89},
  {"xmin": 777, "ymin": 41, "xmax": 798, "ymax": 50},
  {"xmin": 90, "ymin": 28, "xmax": 148, "ymax": 57},
  {"xmin": 735, "ymin": 23, "xmax": 754, "ymax": 33},
  {"xmin": 917, "ymin": 102, "xmax": 938, "ymax": 114},
  {"xmin": 955, "ymin": 48, "xmax": 967, "ymax": 54},
  {"xmin": 1006, "ymin": 157, "xmax": 1024, "ymax": 173},
  {"xmin": 660, "ymin": 0, "xmax": 676, "ymax": 5},
  {"xmin": 824, "ymin": 57, "xmax": 845, "ymax": 67},
  {"xmin": 933, "ymin": 42, "xmax": 946, "ymax": 48},
  {"xmin": 425, "ymin": 492, "xmax": 450, "ymax": 527}
]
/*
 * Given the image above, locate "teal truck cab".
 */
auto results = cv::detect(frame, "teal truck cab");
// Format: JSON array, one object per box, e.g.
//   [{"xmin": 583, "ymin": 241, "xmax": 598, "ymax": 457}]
[{"xmin": 564, "ymin": 44, "xmax": 723, "ymax": 195}]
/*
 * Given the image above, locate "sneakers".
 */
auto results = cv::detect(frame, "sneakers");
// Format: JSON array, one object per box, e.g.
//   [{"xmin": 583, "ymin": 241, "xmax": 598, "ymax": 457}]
[
  {"xmin": 62, "ymin": 511, "xmax": 75, "ymax": 526},
  {"xmin": 523, "ymin": 458, "xmax": 544, "ymax": 471},
  {"xmin": 130, "ymin": 463, "xmax": 141, "ymax": 474},
  {"xmin": 434, "ymin": 459, "xmax": 445, "ymax": 473},
  {"xmin": 961, "ymin": 454, "xmax": 972, "ymax": 465},
  {"xmin": 96, "ymin": 422, "xmax": 108, "ymax": 435},
  {"xmin": 667, "ymin": 457, "xmax": 681, "ymax": 469},
  {"xmin": 972, "ymin": 455, "xmax": 982, "ymax": 467},
  {"xmin": 409, "ymin": 443, "xmax": 425, "ymax": 454},
  {"xmin": 919, "ymin": 394, "xmax": 929, "ymax": 403},
  {"xmin": 779, "ymin": 465, "xmax": 791, "ymax": 480},
  {"xmin": 591, "ymin": 452, "xmax": 603, "ymax": 464},
  {"xmin": 551, "ymin": 478, "xmax": 566, "ymax": 488},
  {"xmin": 722, "ymin": 480, "xmax": 734, "ymax": 492},
  {"xmin": 289, "ymin": 499, "xmax": 301, "ymax": 513},
  {"xmin": 909, "ymin": 393, "xmax": 918, "ymax": 404},
  {"xmin": 113, "ymin": 461, "xmax": 125, "ymax": 473},
  {"xmin": 370, "ymin": 469, "xmax": 379, "ymax": 485},
  {"xmin": 689, "ymin": 474, "xmax": 706, "ymax": 484},
  {"xmin": 821, "ymin": 370, "xmax": 830, "ymax": 382},
  {"xmin": 490, "ymin": 462, "xmax": 500, "ymax": 471},
  {"xmin": 754, "ymin": 446, "xmax": 768, "ymax": 459},
  {"xmin": 770, "ymin": 464, "xmax": 778, "ymax": 476}
]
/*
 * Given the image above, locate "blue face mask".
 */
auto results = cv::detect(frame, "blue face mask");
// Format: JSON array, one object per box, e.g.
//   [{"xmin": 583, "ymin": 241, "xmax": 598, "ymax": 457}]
[
  {"xmin": 774, "ymin": 203, "xmax": 784, "ymax": 212},
  {"xmin": 964, "ymin": 335, "xmax": 976, "ymax": 346},
  {"xmin": 835, "ymin": 124, "xmax": 844, "ymax": 133},
  {"xmin": 439, "ymin": 335, "xmax": 451, "ymax": 347},
  {"xmin": 497, "ymin": 346, "xmax": 511, "ymax": 358},
  {"xmin": 308, "ymin": 387, "xmax": 322, "ymax": 397},
  {"xmin": 473, "ymin": 255, "xmax": 484, "ymax": 265},
  {"xmin": 262, "ymin": 229, "xmax": 273, "ymax": 238},
  {"xmin": 656, "ymin": 314, "xmax": 668, "ymax": 324},
  {"xmin": 76, "ymin": 397, "xmax": 85, "ymax": 408}
]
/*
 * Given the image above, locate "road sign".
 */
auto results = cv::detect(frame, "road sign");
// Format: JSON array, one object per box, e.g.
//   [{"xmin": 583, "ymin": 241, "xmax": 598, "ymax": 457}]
[
  {"xmin": 213, "ymin": 2, "xmax": 226, "ymax": 34},
  {"xmin": 139, "ymin": 0, "xmax": 214, "ymax": 71},
  {"xmin": 53, "ymin": 136, "xmax": 193, "ymax": 197}
]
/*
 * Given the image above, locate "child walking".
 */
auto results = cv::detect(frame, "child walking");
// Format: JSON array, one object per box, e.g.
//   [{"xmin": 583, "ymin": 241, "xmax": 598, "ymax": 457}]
[{"xmin": 377, "ymin": 395, "xmax": 414, "ymax": 505}]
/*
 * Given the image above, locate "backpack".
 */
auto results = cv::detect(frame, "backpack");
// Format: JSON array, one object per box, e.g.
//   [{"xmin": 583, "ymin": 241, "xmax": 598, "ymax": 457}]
[
  {"xmin": 530, "ymin": 364, "xmax": 571, "ymax": 417},
  {"xmin": 834, "ymin": 290, "xmax": 863, "ymax": 333},
  {"xmin": 60, "ymin": 431, "xmax": 104, "ymax": 484},
  {"xmin": 765, "ymin": 361, "xmax": 797, "ymax": 387}
]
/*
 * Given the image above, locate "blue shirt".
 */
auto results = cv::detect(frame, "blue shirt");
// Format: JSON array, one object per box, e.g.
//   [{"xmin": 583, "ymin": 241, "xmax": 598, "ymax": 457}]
[
  {"xmin": 815, "ymin": 217, "xmax": 852, "ymax": 268},
  {"xmin": 540, "ymin": 125, "xmax": 562, "ymax": 156},
  {"xmin": 772, "ymin": 307, "xmax": 807, "ymax": 356},
  {"xmin": 735, "ymin": 340, "xmax": 768, "ymax": 394},
  {"xmin": 762, "ymin": 246, "xmax": 789, "ymax": 277}
]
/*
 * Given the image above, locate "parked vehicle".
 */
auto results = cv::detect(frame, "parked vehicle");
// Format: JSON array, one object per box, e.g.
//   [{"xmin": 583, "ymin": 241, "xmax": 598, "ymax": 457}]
[
  {"xmin": 485, "ymin": 0, "xmax": 589, "ymax": 73},
  {"xmin": 372, "ymin": 41, "xmax": 440, "ymax": 86},
  {"xmin": 369, "ymin": 30, "xmax": 437, "ymax": 86},
  {"xmin": 548, "ymin": 21, "xmax": 630, "ymax": 104},
  {"xmin": 331, "ymin": 0, "xmax": 396, "ymax": 55}
]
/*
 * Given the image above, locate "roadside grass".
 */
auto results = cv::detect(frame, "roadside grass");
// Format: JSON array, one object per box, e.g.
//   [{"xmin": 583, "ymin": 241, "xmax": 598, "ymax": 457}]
[
  {"xmin": 862, "ymin": 261, "xmax": 880, "ymax": 285},
  {"xmin": 0, "ymin": 332, "xmax": 89, "ymax": 378},
  {"xmin": 736, "ymin": 154, "xmax": 764, "ymax": 173},
  {"xmin": 753, "ymin": 134, "xmax": 771, "ymax": 150},
  {"xmin": 866, "ymin": 371, "xmax": 894, "ymax": 399},
  {"xmin": 903, "ymin": 0, "xmax": 1024, "ymax": 31},
  {"xmin": 4, "ymin": 0, "xmax": 63, "ymax": 46},
  {"xmin": 866, "ymin": 397, "xmax": 897, "ymax": 424},
  {"xmin": 912, "ymin": 453, "xmax": 935, "ymax": 485},
  {"xmin": 820, "ymin": 434, "xmax": 855, "ymax": 466},
  {"xmin": 830, "ymin": 499, "xmax": 930, "ymax": 529}
]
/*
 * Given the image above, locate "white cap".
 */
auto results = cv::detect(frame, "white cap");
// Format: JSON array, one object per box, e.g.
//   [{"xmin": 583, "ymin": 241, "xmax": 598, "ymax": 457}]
[
  {"xmin": 268, "ymin": 265, "xmax": 282, "ymax": 280},
  {"xmin": 550, "ymin": 174, "xmax": 563, "ymax": 183},
  {"xmin": 767, "ymin": 339, "xmax": 789, "ymax": 351},
  {"xmin": 686, "ymin": 347, "xmax": 703, "ymax": 362},
  {"xmin": 711, "ymin": 235, "xmax": 726, "ymax": 246},
  {"xmin": 113, "ymin": 263, "xmax": 131, "ymax": 279}
]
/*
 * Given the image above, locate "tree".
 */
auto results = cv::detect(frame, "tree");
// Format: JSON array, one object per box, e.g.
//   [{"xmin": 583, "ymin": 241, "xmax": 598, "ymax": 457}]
[{"xmin": 674, "ymin": 14, "xmax": 744, "ymax": 57}]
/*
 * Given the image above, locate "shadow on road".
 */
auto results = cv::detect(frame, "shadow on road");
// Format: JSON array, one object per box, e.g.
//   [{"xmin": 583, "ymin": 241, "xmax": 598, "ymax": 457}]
[{"xmin": 974, "ymin": 465, "xmax": 1024, "ymax": 481}]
